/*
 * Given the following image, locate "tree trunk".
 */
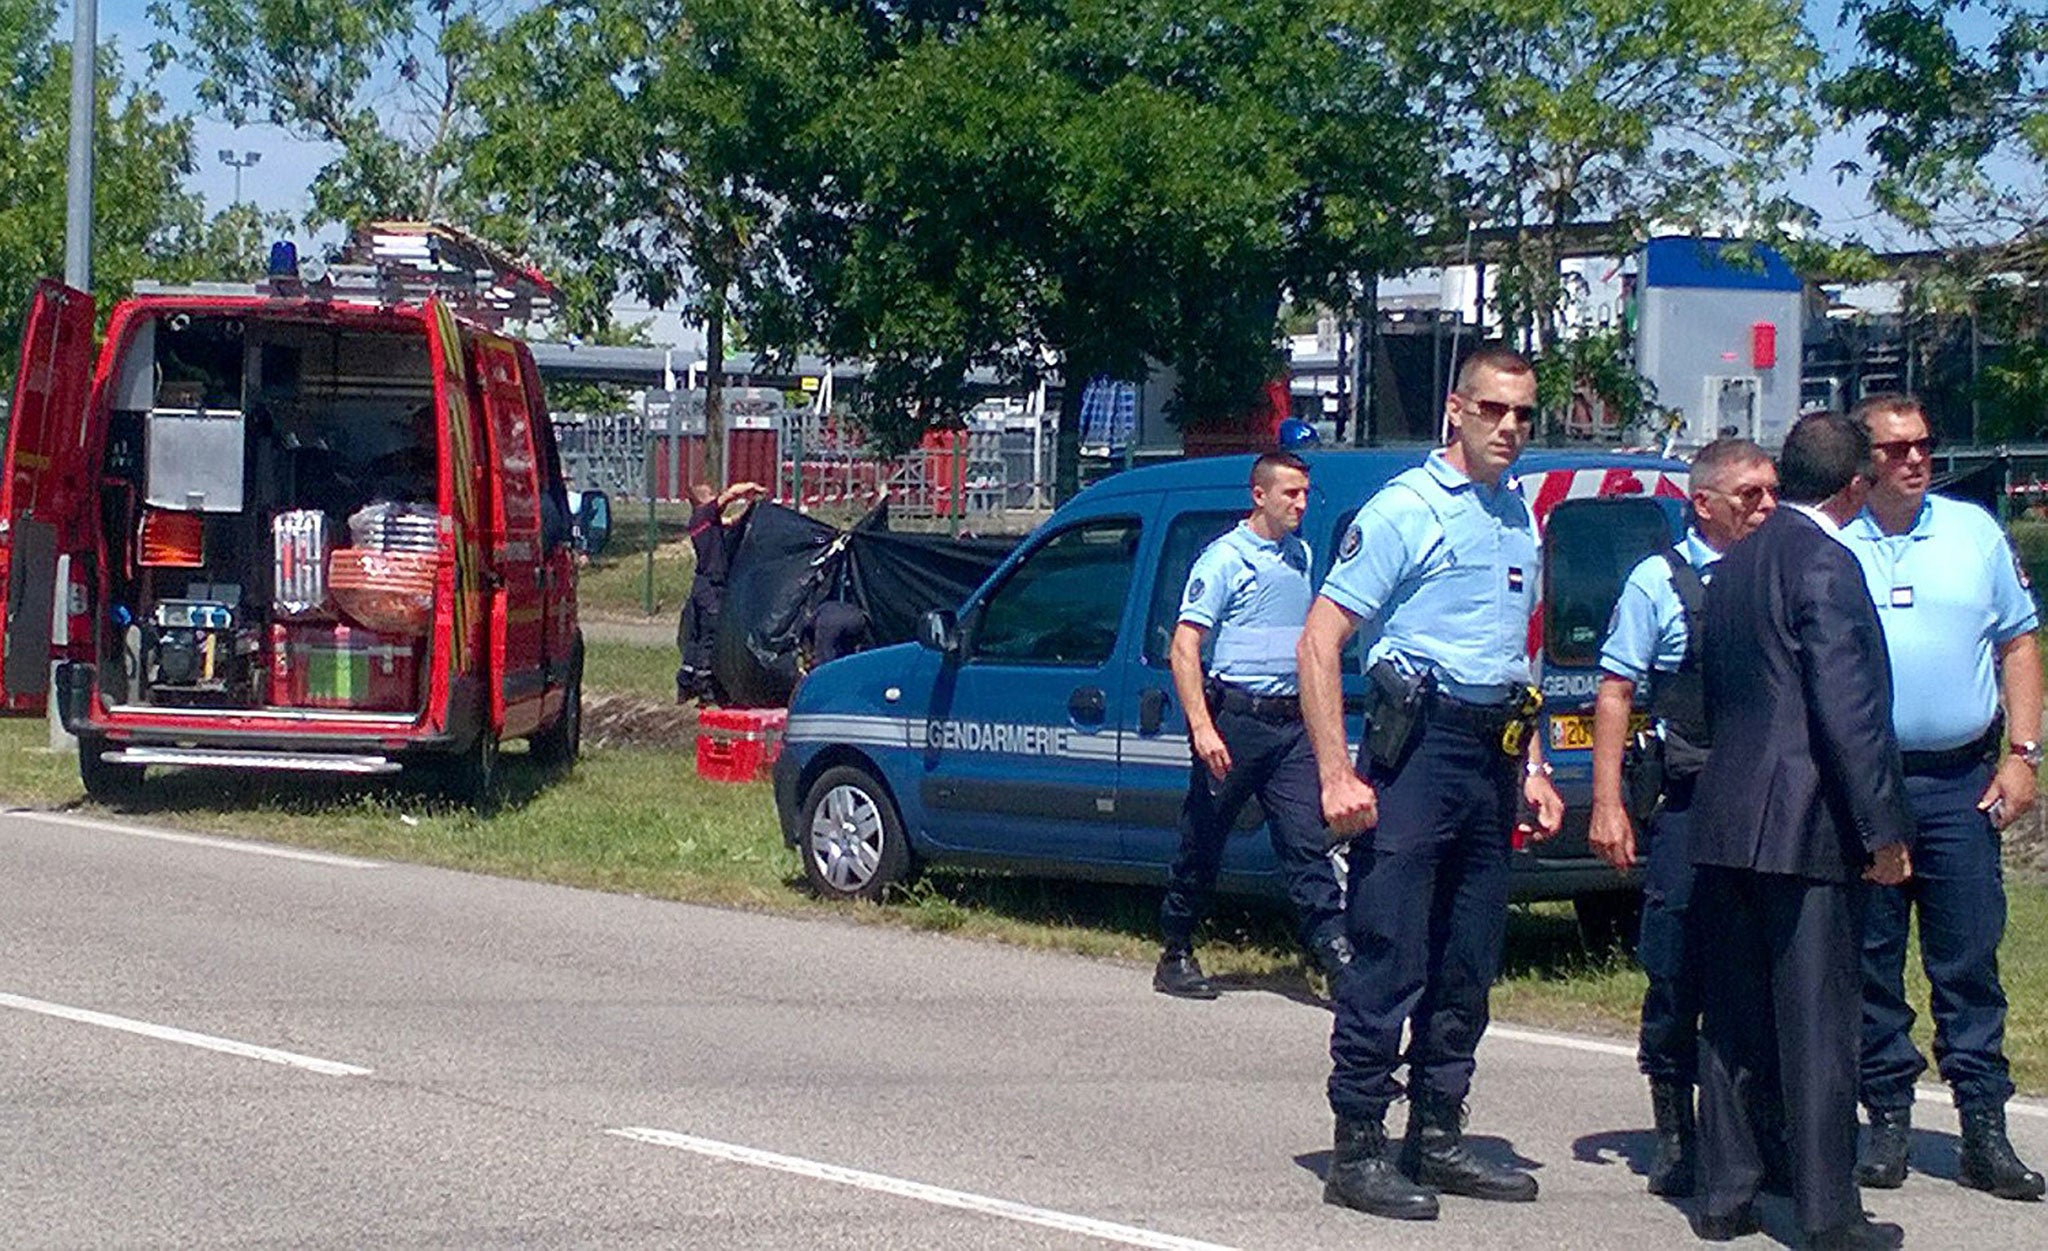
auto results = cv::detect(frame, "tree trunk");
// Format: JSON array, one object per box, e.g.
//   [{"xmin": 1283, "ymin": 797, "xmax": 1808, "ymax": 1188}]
[
  {"xmin": 1054, "ymin": 368, "xmax": 1086, "ymax": 504},
  {"xmin": 703, "ymin": 284, "xmax": 726, "ymax": 489}
]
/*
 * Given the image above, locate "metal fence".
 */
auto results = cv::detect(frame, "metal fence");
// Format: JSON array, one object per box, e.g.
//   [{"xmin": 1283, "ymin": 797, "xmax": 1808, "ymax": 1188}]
[{"xmin": 555, "ymin": 397, "xmax": 1055, "ymax": 524}]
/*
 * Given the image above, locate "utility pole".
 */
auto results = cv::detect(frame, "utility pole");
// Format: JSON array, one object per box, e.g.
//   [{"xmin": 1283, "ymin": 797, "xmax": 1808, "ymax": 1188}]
[
  {"xmin": 64, "ymin": 0, "xmax": 96, "ymax": 290},
  {"xmin": 219, "ymin": 149, "xmax": 263, "ymax": 205}
]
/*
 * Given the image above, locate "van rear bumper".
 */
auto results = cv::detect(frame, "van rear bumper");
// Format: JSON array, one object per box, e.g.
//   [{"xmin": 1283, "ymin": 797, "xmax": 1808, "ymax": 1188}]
[{"xmin": 58, "ymin": 662, "xmax": 484, "ymax": 760}]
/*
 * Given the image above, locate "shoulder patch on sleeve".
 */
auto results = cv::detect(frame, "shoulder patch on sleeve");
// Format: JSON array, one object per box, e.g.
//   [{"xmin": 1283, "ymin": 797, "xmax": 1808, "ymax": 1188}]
[
  {"xmin": 1185, "ymin": 577, "xmax": 1206, "ymax": 603},
  {"xmin": 1338, "ymin": 523, "xmax": 1362, "ymax": 562}
]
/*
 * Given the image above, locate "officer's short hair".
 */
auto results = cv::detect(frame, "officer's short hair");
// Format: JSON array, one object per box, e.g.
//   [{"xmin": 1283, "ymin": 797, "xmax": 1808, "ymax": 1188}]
[
  {"xmin": 1454, "ymin": 345, "xmax": 1534, "ymax": 393},
  {"xmin": 1848, "ymin": 392, "xmax": 1927, "ymax": 433},
  {"xmin": 1779, "ymin": 413, "xmax": 1871, "ymax": 504},
  {"xmin": 1252, "ymin": 451, "xmax": 1310, "ymax": 489},
  {"xmin": 1690, "ymin": 437, "xmax": 1771, "ymax": 494}
]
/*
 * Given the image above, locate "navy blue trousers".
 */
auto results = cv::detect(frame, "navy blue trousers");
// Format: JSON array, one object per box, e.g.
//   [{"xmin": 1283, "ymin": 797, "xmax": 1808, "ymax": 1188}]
[
  {"xmin": 1328, "ymin": 714, "xmax": 1517, "ymax": 1121},
  {"xmin": 1696, "ymin": 867, "xmax": 1866, "ymax": 1236},
  {"xmin": 1160, "ymin": 706, "xmax": 1346, "ymax": 956},
  {"xmin": 1637, "ymin": 792, "xmax": 1700, "ymax": 1085},
  {"xmin": 1860, "ymin": 758, "xmax": 2015, "ymax": 1113}
]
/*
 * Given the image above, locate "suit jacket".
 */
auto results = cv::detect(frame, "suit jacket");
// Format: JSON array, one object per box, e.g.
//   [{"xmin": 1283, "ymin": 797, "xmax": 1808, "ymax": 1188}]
[{"xmin": 1691, "ymin": 507, "xmax": 1915, "ymax": 881}]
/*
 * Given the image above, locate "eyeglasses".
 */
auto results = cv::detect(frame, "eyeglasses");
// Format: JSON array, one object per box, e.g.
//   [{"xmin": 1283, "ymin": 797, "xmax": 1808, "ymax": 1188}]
[
  {"xmin": 1701, "ymin": 482, "xmax": 1778, "ymax": 511},
  {"xmin": 1870, "ymin": 436, "xmax": 1936, "ymax": 461},
  {"xmin": 1458, "ymin": 394, "xmax": 1537, "ymax": 426}
]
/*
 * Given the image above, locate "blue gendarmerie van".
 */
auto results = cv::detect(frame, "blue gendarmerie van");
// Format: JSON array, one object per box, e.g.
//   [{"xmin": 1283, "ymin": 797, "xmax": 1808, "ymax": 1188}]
[{"xmin": 772, "ymin": 447, "xmax": 1690, "ymax": 940}]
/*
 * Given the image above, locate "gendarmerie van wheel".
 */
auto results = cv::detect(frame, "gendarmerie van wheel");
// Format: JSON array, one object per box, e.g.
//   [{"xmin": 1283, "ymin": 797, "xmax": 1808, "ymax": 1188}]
[
  {"xmin": 799, "ymin": 765, "xmax": 911, "ymax": 901},
  {"xmin": 78, "ymin": 734, "xmax": 145, "ymax": 804}
]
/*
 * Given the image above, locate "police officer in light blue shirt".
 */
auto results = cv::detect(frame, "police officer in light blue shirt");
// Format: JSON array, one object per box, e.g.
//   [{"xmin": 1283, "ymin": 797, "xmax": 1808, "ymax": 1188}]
[
  {"xmin": 1842, "ymin": 394, "xmax": 2045, "ymax": 1200},
  {"xmin": 1154, "ymin": 451, "xmax": 1347, "ymax": 999},
  {"xmin": 1297, "ymin": 346, "xmax": 1564, "ymax": 1223},
  {"xmin": 1587, "ymin": 437, "xmax": 1779, "ymax": 1199}
]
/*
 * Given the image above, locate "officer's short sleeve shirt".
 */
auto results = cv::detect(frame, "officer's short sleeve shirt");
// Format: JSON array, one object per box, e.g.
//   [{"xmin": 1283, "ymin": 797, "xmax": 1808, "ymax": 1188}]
[
  {"xmin": 1844, "ymin": 494, "xmax": 2041, "ymax": 751},
  {"xmin": 1319, "ymin": 450, "xmax": 1541, "ymax": 694},
  {"xmin": 1598, "ymin": 529, "xmax": 1720, "ymax": 686}
]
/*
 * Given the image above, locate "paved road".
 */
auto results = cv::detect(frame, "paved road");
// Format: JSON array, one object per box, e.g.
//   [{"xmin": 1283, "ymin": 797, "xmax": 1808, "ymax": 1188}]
[{"xmin": 4, "ymin": 808, "xmax": 2043, "ymax": 1249}]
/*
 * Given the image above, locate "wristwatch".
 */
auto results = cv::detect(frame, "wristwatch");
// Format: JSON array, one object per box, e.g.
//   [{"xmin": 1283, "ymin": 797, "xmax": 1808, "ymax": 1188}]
[{"xmin": 2012, "ymin": 740, "xmax": 2044, "ymax": 769}]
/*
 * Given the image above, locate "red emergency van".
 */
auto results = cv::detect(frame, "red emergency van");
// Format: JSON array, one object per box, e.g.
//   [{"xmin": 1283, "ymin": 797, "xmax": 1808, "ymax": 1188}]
[{"xmin": 0, "ymin": 225, "xmax": 584, "ymax": 805}]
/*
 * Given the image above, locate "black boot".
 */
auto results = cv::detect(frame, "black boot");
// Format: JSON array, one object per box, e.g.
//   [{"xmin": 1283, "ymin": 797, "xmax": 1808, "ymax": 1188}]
[
  {"xmin": 1152, "ymin": 949, "xmax": 1218, "ymax": 999},
  {"xmin": 1856, "ymin": 1106, "xmax": 1910, "ymax": 1189},
  {"xmin": 1323, "ymin": 1115, "xmax": 1439, "ymax": 1221},
  {"xmin": 1958, "ymin": 1105, "xmax": 2046, "ymax": 1201},
  {"xmin": 1647, "ymin": 1080, "xmax": 1697, "ymax": 1196},
  {"xmin": 1810, "ymin": 1214, "xmax": 1905, "ymax": 1250},
  {"xmin": 1400, "ymin": 1091, "xmax": 1539, "ymax": 1202}
]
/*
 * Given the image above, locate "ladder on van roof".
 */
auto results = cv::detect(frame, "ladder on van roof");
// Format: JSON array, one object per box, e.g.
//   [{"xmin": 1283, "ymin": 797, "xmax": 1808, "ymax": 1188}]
[{"xmin": 133, "ymin": 221, "xmax": 559, "ymax": 328}]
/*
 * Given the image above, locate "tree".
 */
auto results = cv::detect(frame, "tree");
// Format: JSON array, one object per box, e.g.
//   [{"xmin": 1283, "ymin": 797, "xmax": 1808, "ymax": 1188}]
[
  {"xmin": 1410, "ymin": 0, "xmax": 1819, "ymax": 423},
  {"xmin": 465, "ymin": 0, "xmax": 832, "ymax": 488},
  {"xmin": 0, "ymin": 0, "xmax": 259, "ymax": 386},
  {"xmin": 147, "ymin": 0, "xmax": 496, "ymax": 230},
  {"xmin": 1825, "ymin": 1, "xmax": 2048, "ymax": 438},
  {"xmin": 747, "ymin": 0, "xmax": 1439, "ymax": 489}
]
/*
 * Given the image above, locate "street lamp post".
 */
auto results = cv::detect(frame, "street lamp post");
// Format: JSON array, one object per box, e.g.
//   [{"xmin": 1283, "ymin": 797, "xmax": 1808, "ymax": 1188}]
[{"xmin": 218, "ymin": 149, "xmax": 262, "ymax": 205}]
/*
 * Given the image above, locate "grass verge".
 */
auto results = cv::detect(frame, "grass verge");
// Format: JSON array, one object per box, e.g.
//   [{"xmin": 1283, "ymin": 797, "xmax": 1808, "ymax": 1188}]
[{"xmin": 4, "ymin": 710, "xmax": 2044, "ymax": 1096}]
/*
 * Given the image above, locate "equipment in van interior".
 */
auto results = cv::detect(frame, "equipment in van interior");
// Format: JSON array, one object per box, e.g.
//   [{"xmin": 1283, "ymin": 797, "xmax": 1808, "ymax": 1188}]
[{"xmin": 101, "ymin": 312, "xmax": 439, "ymax": 714}]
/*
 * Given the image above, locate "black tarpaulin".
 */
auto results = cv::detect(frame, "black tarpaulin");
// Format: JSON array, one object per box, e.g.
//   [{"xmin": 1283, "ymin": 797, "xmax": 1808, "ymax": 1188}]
[{"xmin": 711, "ymin": 502, "xmax": 1014, "ymax": 707}]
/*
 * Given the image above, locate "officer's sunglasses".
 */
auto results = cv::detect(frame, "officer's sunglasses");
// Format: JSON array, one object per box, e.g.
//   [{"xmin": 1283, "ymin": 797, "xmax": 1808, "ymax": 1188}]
[
  {"xmin": 1870, "ymin": 435, "xmax": 1937, "ymax": 461},
  {"xmin": 1700, "ymin": 482, "xmax": 1777, "ymax": 511},
  {"xmin": 1457, "ymin": 394, "xmax": 1537, "ymax": 426}
]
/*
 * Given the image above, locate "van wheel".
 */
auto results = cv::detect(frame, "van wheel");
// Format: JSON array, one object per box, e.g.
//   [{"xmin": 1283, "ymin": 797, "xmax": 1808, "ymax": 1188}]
[
  {"xmin": 529, "ymin": 651, "xmax": 582, "ymax": 770},
  {"xmin": 79, "ymin": 735, "xmax": 145, "ymax": 804},
  {"xmin": 1573, "ymin": 889, "xmax": 1643, "ymax": 954},
  {"xmin": 800, "ymin": 766, "xmax": 910, "ymax": 901},
  {"xmin": 433, "ymin": 727, "xmax": 501, "ymax": 813}
]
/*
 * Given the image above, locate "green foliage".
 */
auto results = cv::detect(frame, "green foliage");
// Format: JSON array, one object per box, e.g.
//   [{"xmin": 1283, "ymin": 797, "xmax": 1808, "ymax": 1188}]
[
  {"xmin": 0, "ymin": 0, "xmax": 262, "ymax": 385},
  {"xmin": 148, "ymin": 0, "xmax": 492, "ymax": 230},
  {"xmin": 1414, "ymin": 0, "xmax": 1820, "ymax": 351},
  {"xmin": 1532, "ymin": 327, "xmax": 1669, "ymax": 441},
  {"xmin": 1826, "ymin": 1, "xmax": 2048, "ymax": 438}
]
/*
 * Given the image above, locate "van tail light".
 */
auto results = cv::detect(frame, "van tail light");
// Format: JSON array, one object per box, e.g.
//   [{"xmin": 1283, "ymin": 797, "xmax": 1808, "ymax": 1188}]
[{"xmin": 65, "ymin": 559, "xmax": 90, "ymax": 652}]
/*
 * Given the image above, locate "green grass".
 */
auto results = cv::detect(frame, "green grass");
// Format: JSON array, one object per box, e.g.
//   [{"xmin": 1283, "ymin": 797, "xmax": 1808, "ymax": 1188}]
[
  {"xmin": 585, "ymin": 638, "xmax": 683, "ymax": 700},
  {"xmin": 7, "ymin": 708, "xmax": 2047, "ymax": 1095},
  {"xmin": 578, "ymin": 500, "xmax": 697, "ymax": 619}
]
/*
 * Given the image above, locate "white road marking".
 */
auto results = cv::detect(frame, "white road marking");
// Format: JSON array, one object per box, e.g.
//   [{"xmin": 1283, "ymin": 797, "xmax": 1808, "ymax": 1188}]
[
  {"xmin": 3, "ymin": 810, "xmax": 383, "ymax": 868},
  {"xmin": 0, "ymin": 992, "xmax": 372, "ymax": 1077},
  {"xmin": 609, "ymin": 1126, "xmax": 1239, "ymax": 1251},
  {"xmin": 1488, "ymin": 1023, "xmax": 2048, "ymax": 1121}
]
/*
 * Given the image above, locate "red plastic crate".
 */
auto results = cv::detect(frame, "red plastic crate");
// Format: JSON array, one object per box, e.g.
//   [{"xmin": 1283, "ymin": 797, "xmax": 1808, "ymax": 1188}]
[
  {"xmin": 695, "ymin": 707, "xmax": 788, "ymax": 782},
  {"xmin": 269, "ymin": 621, "xmax": 421, "ymax": 711}
]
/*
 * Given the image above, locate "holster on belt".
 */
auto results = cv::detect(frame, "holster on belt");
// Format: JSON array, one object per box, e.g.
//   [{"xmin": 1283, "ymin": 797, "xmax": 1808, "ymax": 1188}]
[{"xmin": 1361, "ymin": 660, "xmax": 1428, "ymax": 775}]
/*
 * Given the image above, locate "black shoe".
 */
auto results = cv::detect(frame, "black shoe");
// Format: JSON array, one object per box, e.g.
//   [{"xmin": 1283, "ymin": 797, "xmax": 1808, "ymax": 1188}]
[
  {"xmin": 1152, "ymin": 950, "xmax": 1218, "ymax": 999},
  {"xmin": 1400, "ymin": 1091, "xmax": 1539, "ymax": 1202},
  {"xmin": 1690, "ymin": 1202, "xmax": 1760, "ymax": 1241},
  {"xmin": 1857, "ymin": 1106, "xmax": 1911, "ymax": 1189},
  {"xmin": 1810, "ymin": 1215, "xmax": 1904, "ymax": 1250},
  {"xmin": 1648, "ymin": 1080, "xmax": 1698, "ymax": 1197},
  {"xmin": 1958, "ymin": 1105, "xmax": 2046, "ymax": 1201},
  {"xmin": 1324, "ymin": 1116, "xmax": 1439, "ymax": 1221}
]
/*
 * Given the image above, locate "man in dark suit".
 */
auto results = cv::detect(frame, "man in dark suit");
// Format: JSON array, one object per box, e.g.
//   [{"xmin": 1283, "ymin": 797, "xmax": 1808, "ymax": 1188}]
[{"xmin": 1688, "ymin": 413, "xmax": 1916, "ymax": 1250}]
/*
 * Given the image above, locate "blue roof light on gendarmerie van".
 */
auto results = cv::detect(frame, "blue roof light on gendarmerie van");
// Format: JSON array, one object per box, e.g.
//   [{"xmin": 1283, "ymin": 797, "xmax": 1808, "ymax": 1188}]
[{"xmin": 773, "ymin": 447, "xmax": 1688, "ymax": 945}]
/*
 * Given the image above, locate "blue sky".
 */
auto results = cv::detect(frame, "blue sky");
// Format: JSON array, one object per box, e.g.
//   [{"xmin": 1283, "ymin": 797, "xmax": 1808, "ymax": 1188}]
[{"xmin": 93, "ymin": 1, "xmax": 2018, "ymax": 254}]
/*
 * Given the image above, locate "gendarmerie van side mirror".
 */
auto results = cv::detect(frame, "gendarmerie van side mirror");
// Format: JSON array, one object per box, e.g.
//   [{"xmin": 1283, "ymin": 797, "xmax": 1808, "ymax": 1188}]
[{"xmin": 918, "ymin": 609, "xmax": 961, "ymax": 657}]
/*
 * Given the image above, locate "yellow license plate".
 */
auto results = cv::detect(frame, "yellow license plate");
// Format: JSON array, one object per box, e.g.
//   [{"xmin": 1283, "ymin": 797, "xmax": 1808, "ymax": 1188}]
[{"xmin": 1547, "ymin": 713, "xmax": 1648, "ymax": 752}]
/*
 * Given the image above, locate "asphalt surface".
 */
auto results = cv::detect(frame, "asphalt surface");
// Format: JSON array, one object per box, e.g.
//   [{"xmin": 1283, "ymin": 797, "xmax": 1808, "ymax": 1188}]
[{"xmin": 4, "ymin": 807, "xmax": 2044, "ymax": 1249}]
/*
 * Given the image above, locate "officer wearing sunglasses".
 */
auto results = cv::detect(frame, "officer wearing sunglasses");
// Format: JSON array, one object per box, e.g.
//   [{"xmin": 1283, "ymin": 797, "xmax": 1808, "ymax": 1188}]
[
  {"xmin": 1297, "ymin": 345, "xmax": 1563, "ymax": 1222},
  {"xmin": 1839, "ymin": 393, "xmax": 2045, "ymax": 1201}
]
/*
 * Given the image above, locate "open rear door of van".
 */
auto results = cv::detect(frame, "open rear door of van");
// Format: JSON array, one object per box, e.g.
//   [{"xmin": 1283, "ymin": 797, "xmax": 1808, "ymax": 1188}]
[{"xmin": 0, "ymin": 280, "xmax": 95, "ymax": 713}]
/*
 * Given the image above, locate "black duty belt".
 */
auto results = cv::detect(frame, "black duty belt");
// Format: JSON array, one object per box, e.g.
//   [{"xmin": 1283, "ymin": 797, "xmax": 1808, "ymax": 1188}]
[
  {"xmin": 1422, "ymin": 689, "xmax": 1518, "ymax": 735},
  {"xmin": 1212, "ymin": 683, "xmax": 1302, "ymax": 722},
  {"xmin": 1900, "ymin": 725, "xmax": 2000, "ymax": 775}
]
